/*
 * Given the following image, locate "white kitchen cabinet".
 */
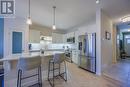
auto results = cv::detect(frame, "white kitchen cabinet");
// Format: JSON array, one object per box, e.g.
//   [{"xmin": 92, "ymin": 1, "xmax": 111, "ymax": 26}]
[
  {"xmin": 72, "ymin": 50, "xmax": 78, "ymax": 64},
  {"xmin": 29, "ymin": 30, "xmax": 40, "ymax": 43},
  {"xmin": 52, "ymin": 33, "xmax": 63, "ymax": 43},
  {"xmin": 63, "ymin": 34, "xmax": 67, "ymax": 43}
]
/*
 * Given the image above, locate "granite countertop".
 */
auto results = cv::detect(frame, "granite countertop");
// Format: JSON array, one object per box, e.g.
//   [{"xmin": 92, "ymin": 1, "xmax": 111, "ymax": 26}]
[{"xmin": 0, "ymin": 51, "xmax": 64, "ymax": 62}]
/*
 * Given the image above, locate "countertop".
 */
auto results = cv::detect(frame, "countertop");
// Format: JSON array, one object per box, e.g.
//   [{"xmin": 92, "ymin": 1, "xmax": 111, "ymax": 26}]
[
  {"xmin": 29, "ymin": 49, "xmax": 64, "ymax": 52},
  {"xmin": 0, "ymin": 51, "xmax": 64, "ymax": 62}
]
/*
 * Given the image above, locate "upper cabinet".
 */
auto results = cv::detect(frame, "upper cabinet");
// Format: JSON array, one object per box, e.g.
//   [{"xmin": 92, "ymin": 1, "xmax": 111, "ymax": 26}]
[
  {"xmin": 52, "ymin": 33, "xmax": 63, "ymax": 43},
  {"xmin": 64, "ymin": 32, "xmax": 76, "ymax": 43},
  {"xmin": 29, "ymin": 30, "xmax": 40, "ymax": 43}
]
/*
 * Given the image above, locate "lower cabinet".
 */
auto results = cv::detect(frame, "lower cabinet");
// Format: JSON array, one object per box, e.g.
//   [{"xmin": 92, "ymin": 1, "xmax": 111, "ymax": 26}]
[{"xmin": 72, "ymin": 50, "xmax": 78, "ymax": 64}]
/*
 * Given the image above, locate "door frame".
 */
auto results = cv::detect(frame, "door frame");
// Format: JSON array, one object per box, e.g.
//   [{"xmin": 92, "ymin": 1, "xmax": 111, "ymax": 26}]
[{"xmin": 9, "ymin": 29, "xmax": 25, "ymax": 54}]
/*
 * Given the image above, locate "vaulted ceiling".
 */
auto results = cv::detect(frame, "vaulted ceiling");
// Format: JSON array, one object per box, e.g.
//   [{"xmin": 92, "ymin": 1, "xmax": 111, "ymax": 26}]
[
  {"xmin": 16, "ymin": 0, "xmax": 95, "ymax": 30},
  {"xmin": 100, "ymin": 0, "xmax": 130, "ymax": 23},
  {"xmin": 15, "ymin": 0, "xmax": 130, "ymax": 30}
]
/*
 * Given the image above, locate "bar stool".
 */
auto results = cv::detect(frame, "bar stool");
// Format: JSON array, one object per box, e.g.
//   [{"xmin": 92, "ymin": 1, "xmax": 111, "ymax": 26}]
[
  {"xmin": 0, "ymin": 61, "xmax": 4, "ymax": 87},
  {"xmin": 48, "ymin": 53, "xmax": 67, "ymax": 87},
  {"xmin": 17, "ymin": 56, "xmax": 42, "ymax": 87}
]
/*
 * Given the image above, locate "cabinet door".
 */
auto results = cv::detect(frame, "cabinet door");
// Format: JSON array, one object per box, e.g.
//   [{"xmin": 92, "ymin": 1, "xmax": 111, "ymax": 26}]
[
  {"xmin": 52, "ymin": 33, "xmax": 63, "ymax": 43},
  {"xmin": 63, "ymin": 34, "xmax": 67, "ymax": 43},
  {"xmin": 29, "ymin": 30, "xmax": 40, "ymax": 43},
  {"xmin": 72, "ymin": 50, "xmax": 78, "ymax": 64}
]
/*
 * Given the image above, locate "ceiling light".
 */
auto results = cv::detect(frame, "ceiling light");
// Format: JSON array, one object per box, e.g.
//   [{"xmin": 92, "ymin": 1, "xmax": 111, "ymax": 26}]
[
  {"xmin": 127, "ymin": 29, "xmax": 130, "ymax": 32},
  {"xmin": 96, "ymin": 0, "xmax": 100, "ymax": 4},
  {"xmin": 121, "ymin": 16, "xmax": 130, "ymax": 23},
  {"xmin": 27, "ymin": 0, "xmax": 32, "ymax": 25},
  {"xmin": 52, "ymin": 6, "xmax": 56, "ymax": 30},
  {"xmin": 52, "ymin": 25, "xmax": 56, "ymax": 30},
  {"xmin": 26, "ymin": 17, "xmax": 32, "ymax": 25}
]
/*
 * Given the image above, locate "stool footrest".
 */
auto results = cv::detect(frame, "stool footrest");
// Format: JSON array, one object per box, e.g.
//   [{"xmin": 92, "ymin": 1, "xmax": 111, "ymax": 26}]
[
  {"xmin": 28, "ymin": 83, "xmax": 41, "ymax": 87},
  {"xmin": 49, "ymin": 68, "xmax": 60, "ymax": 71},
  {"xmin": 21, "ymin": 74, "xmax": 39, "ymax": 80},
  {"xmin": 48, "ymin": 72, "xmax": 67, "ymax": 81}
]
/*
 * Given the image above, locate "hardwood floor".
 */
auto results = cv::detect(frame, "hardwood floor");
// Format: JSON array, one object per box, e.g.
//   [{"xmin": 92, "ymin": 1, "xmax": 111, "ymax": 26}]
[
  {"xmin": 42, "ymin": 62, "xmax": 126, "ymax": 87},
  {"xmin": 103, "ymin": 59, "xmax": 130, "ymax": 87},
  {"xmin": 5, "ymin": 62, "xmax": 128, "ymax": 87}
]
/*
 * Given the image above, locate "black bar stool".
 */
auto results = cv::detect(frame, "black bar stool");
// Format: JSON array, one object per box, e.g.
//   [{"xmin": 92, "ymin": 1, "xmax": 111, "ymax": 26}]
[
  {"xmin": 48, "ymin": 53, "xmax": 67, "ymax": 87},
  {"xmin": 17, "ymin": 56, "xmax": 42, "ymax": 87},
  {"xmin": 0, "ymin": 61, "xmax": 4, "ymax": 87}
]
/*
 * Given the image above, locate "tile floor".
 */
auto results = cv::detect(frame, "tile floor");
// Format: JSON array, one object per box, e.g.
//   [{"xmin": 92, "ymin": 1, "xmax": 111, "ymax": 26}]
[{"xmin": 103, "ymin": 59, "xmax": 130, "ymax": 87}]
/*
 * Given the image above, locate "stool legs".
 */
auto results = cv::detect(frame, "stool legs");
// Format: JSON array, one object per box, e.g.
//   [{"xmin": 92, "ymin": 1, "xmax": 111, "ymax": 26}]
[
  {"xmin": 48, "ymin": 61, "xmax": 55, "ymax": 87},
  {"xmin": 48, "ymin": 61, "xmax": 67, "ymax": 87},
  {"xmin": 52, "ymin": 62, "xmax": 55, "ymax": 87},
  {"xmin": 64, "ymin": 61, "xmax": 67, "ymax": 81},
  {"xmin": 17, "ymin": 69, "xmax": 22, "ymax": 87},
  {"xmin": 38, "ymin": 66, "xmax": 42, "ymax": 87},
  {"xmin": 17, "ymin": 67, "xmax": 42, "ymax": 87}
]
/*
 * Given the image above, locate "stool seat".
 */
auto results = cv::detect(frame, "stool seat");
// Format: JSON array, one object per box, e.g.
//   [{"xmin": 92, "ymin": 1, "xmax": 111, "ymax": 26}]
[{"xmin": 17, "ymin": 56, "xmax": 42, "ymax": 87}]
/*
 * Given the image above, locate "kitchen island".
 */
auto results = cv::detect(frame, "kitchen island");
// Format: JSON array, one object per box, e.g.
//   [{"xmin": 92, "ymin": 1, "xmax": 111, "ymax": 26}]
[{"xmin": 1, "ymin": 51, "xmax": 64, "ymax": 87}]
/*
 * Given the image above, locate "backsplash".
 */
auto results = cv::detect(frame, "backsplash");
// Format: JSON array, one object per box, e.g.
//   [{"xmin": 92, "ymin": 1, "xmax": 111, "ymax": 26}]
[{"xmin": 29, "ymin": 43, "xmax": 75, "ymax": 51}]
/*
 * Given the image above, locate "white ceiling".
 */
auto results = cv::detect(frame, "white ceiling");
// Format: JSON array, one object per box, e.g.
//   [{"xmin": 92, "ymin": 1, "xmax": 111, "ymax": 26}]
[
  {"xmin": 16, "ymin": 0, "xmax": 130, "ymax": 30},
  {"xmin": 16, "ymin": 0, "xmax": 95, "ymax": 30},
  {"xmin": 100, "ymin": 0, "xmax": 130, "ymax": 23}
]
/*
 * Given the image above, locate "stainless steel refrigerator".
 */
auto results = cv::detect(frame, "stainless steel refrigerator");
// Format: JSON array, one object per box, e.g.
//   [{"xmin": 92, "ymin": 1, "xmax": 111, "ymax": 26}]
[{"xmin": 78, "ymin": 33, "xmax": 96, "ymax": 73}]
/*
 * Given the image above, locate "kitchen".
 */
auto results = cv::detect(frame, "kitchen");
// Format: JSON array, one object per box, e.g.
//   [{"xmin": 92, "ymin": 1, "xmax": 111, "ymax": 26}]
[
  {"xmin": 1, "ymin": 21, "xmax": 97, "ymax": 87},
  {"xmin": 29, "ymin": 24, "xmax": 78, "ymax": 64},
  {"xmin": 0, "ymin": 0, "xmax": 125, "ymax": 87},
  {"xmin": 0, "ymin": 0, "xmax": 97, "ymax": 85}
]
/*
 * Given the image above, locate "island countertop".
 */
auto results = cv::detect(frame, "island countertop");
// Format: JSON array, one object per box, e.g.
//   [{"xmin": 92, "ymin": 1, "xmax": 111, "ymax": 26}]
[{"xmin": 0, "ymin": 51, "xmax": 64, "ymax": 62}]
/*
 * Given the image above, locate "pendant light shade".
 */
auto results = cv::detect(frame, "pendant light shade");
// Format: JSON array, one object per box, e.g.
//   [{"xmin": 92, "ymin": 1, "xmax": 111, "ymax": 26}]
[
  {"xmin": 27, "ymin": 0, "xmax": 32, "ymax": 25},
  {"xmin": 26, "ymin": 17, "xmax": 32, "ymax": 25},
  {"xmin": 52, "ymin": 24, "xmax": 56, "ymax": 30},
  {"xmin": 96, "ymin": 0, "xmax": 100, "ymax": 4},
  {"xmin": 52, "ymin": 6, "xmax": 56, "ymax": 30}
]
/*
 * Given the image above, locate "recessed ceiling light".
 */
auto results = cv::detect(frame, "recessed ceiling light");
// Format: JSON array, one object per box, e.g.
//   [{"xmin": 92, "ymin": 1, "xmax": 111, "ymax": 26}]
[
  {"xmin": 128, "ymin": 29, "xmax": 130, "ymax": 32},
  {"xmin": 121, "ymin": 16, "xmax": 130, "ymax": 23},
  {"xmin": 96, "ymin": 0, "xmax": 100, "ymax": 4}
]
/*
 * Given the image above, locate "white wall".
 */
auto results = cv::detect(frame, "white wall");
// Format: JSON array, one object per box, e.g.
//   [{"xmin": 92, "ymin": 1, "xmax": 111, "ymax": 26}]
[
  {"xmin": 100, "ymin": 10, "xmax": 113, "ymax": 71},
  {"xmin": 3, "ymin": 0, "xmax": 29, "ymax": 57},
  {"xmin": 112, "ymin": 25, "xmax": 117, "ymax": 63},
  {"xmin": 4, "ymin": 17, "xmax": 29, "ymax": 57},
  {"xmin": 76, "ymin": 22, "xmax": 101, "ymax": 75},
  {"xmin": 69, "ymin": 8, "xmax": 114, "ymax": 75},
  {"xmin": 96, "ymin": 6, "xmax": 102, "ymax": 75},
  {"xmin": 67, "ymin": 15, "xmax": 102, "ymax": 75}
]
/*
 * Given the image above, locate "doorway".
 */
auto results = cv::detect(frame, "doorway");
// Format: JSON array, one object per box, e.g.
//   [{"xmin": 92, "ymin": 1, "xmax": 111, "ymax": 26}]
[
  {"xmin": 123, "ymin": 32, "xmax": 130, "ymax": 57},
  {"xmin": 103, "ymin": 23, "xmax": 130, "ymax": 86}
]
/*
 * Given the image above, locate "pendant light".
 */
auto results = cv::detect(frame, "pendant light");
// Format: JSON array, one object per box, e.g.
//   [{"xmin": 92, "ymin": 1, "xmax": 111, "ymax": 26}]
[
  {"xmin": 52, "ymin": 6, "xmax": 56, "ymax": 30},
  {"xmin": 96, "ymin": 0, "xmax": 100, "ymax": 4},
  {"xmin": 26, "ymin": 0, "xmax": 32, "ymax": 25}
]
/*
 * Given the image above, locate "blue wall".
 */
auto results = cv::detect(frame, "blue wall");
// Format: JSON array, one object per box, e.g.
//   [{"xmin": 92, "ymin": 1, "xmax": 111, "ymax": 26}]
[{"xmin": 0, "ymin": 18, "xmax": 4, "ymax": 58}]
